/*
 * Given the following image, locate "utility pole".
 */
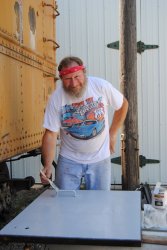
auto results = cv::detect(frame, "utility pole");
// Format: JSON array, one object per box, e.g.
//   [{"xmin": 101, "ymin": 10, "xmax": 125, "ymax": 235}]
[{"xmin": 119, "ymin": 0, "xmax": 139, "ymax": 190}]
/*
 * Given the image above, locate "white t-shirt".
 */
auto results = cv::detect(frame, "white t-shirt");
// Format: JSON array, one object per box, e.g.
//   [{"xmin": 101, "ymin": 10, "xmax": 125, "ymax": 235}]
[{"xmin": 43, "ymin": 76, "xmax": 123, "ymax": 163}]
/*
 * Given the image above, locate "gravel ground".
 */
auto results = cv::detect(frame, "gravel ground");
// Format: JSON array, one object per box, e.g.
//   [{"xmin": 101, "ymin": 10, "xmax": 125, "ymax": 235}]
[{"xmin": 0, "ymin": 185, "xmax": 49, "ymax": 250}]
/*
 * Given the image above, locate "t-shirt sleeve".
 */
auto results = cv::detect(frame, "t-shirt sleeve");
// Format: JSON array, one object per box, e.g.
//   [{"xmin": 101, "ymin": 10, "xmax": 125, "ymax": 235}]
[
  {"xmin": 103, "ymin": 80, "xmax": 123, "ymax": 110},
  {"xmin": 43, "ymin": 94, "xmax": 61, "ymax": 132}
]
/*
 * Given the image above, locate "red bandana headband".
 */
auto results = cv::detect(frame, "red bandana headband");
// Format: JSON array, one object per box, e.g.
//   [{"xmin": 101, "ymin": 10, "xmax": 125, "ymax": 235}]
[{"xmin": 59, "ymin": 65, "xmax": 85, "ymax": 77}]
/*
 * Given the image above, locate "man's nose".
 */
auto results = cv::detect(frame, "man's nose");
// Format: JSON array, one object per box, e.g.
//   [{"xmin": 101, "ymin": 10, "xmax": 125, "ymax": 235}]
[{"xmin": 70, "ymin": 78, "xmax": 77, "ymax": 87}]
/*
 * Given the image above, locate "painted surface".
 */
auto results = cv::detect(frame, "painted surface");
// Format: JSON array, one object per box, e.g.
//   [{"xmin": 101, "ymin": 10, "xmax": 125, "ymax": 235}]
[{"xmin": 0, "ymin": 190, "xmax": 141, "ymax": 245}]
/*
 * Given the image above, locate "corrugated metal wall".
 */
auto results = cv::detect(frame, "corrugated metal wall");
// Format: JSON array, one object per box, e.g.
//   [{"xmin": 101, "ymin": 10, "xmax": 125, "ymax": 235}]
[
  {"xmin": 8, "ymin": 156, "xmax": 42, "ymax": 183},
  {"xmin": 11, "ymin": 0, "xmax": 167, "ymax": 185},
  {"xmin": 137, "ymin": 0, "xmax": 167, "ymax": 185},
  {"xmin": 137, "ymin": 0, "xmax": 160, "ymax": 184}
]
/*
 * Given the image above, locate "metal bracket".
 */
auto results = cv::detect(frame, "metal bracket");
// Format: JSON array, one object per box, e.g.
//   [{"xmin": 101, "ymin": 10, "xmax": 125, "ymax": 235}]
[
  {"xmin": 137, "ymin": 40, "xmax": 159, "ymax": 54},
  {"xmin": 111, "ymin": 155, "xmax": 160, "ymax": 168},
  {"xmin": 107, "ymin": 40, "xmax": 159, "ymax": 54},
  {"xmin": 136, "ymin": 182, "xmax": 152, "ymax": 210},
  {"xmin": 43, "ymin": 37, "xmax": 60, "ymax": 49},
  {"xmin": 42, "ymin": 1, "xmax": 60, "ymax": 17},
  {"xmin": 107, "ymin": 41, "xmax": 119, "ymax": 50},
  {"xmin": 43, "ymin": 72, "xmax": 59, "ymax": 82}
]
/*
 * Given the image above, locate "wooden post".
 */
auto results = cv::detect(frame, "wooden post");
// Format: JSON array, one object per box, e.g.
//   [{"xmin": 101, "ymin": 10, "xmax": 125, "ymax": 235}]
[{"xmin": 119, "ymin": 0, "xmax": 139, "ymax": 190}]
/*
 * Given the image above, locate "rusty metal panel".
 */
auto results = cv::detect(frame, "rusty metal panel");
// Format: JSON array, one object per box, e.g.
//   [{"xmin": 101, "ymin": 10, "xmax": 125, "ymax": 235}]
[
  {"xmin": 0, "ymin": 0, "xmax": 57, "ymax": 162},
  {"xmin": 0, "ymin": 49, "xmax": 46, "ymax": 161},
  {"xmin": 0, "ymin": 0, "xmax": 19, "ymax": 40},
  {"xmin": 20, "ymin": 65, "xmax": 44, "ymax": 149},
  {"xmin": 43, "ymin": 0, "xmax": 57, "ymax": 62},
  {"xmin": 23, "ymin": 0, "xmax": 43, "ymax": 53},
  {"xmin": 0, "ymin": 39, "xmax": 56, "ymax": 161},
  {"xmin": 22, "ymin": 0, "xmax": 57, "ymax": 61},
  {"xmin": 0, "ymin": 54, "xmax": 22, "ymax": 159}
]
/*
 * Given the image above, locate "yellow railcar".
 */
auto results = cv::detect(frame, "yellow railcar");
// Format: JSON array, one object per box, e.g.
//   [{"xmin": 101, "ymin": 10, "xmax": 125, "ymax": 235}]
[
  {"xmin": 0, "ymin": 0, "xmax": 59, "ymax": 214},
  {"xmin": 0, "ymin": 0, "xmax": 58, "ymax": 161}
]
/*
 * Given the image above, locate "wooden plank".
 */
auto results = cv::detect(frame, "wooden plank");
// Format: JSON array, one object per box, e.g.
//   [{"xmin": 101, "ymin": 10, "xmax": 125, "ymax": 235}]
[{"xmin": 142, "ymin": 230, "xmax": 167, "ymax": 245}]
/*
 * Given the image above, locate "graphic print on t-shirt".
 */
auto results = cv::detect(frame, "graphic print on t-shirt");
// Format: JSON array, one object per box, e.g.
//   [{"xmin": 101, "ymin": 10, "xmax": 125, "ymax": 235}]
[{"xmin": 61, "ymin": 97, "xmax": 105, "ymax": 140}]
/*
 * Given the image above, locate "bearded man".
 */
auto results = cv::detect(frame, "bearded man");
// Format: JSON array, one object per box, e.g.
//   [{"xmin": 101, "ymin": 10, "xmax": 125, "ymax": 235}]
[{"xmin": 40, "ymin": 56, "xmax": 128, "ymax": 190}]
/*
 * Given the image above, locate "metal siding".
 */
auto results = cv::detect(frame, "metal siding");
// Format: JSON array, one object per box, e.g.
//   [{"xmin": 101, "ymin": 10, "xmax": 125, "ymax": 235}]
[
  {"xmin": 57, "ymin": 0, "xmax": 119, "ymax": 79},
  {"xmin": 159, "ymin": 0, "xmax": 167, "ymax": 184},
  {"xmin": 69, "ymin": 0, "xmax": 88, "ymax": 62},
  {"xmin": 139, "ymin": 0, "xmax": 161, "ymax": 183},
  {"xmin": 86, "ymin": 0, "xmax": 106, "ymax": 77},
  {"xmin": 56, "ymin": 1, "xmax": 72, "ymax": 58},
  {"xmin": 104, "ymin": 0, "xmax": 121, "ymax": 184},
  {"xmin": 8, "ymin": 155, "xmax": 42, "ymax": 183},
  {"xmin": 104, "ymin": 0, "xmax": 119, "ymax": 82}
]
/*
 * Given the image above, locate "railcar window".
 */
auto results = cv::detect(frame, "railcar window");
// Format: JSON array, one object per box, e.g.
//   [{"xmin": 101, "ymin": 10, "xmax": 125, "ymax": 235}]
[
  {"xmin": 14, "ymin": 2, "xmax": 20, "ymax": 35},
  {"xmin": 28, "ymin": 6, "xmax": 36, "ymax": 34}
]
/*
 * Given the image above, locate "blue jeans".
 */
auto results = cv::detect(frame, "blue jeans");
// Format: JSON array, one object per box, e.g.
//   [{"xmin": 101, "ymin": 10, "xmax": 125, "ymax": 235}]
[{"xmin": 55, "ymin": 155, "xmax": 111, "ymax": 190}]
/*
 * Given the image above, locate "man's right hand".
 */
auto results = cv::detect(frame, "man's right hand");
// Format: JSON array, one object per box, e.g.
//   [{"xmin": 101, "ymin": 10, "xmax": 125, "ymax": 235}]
[
  {"xmin": 40, "ymin": 129, "xmax": 58, "ymax": 184},
  {"xmin": 40, "ymin": 167, "xmax": 52, "ymax": 184}
]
